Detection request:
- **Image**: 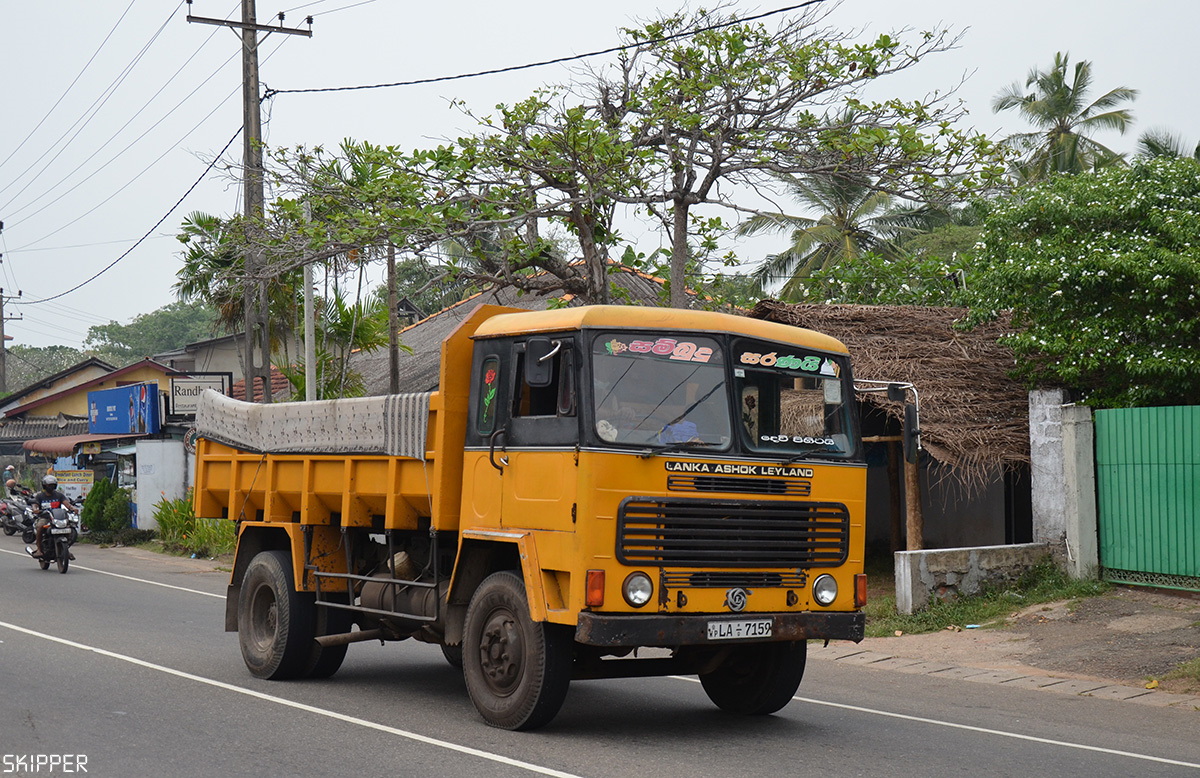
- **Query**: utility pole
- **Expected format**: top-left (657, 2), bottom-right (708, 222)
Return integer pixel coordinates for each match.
top-left (0, 222), bottom-right (19, 394)
top-left (0, 282), bottom-right (21, 396)
top-left (187, 1), bottom-right (311, 402)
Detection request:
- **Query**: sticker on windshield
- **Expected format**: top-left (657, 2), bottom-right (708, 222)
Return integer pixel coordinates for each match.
top-left (761, 435), bottom-right (837, 447)
top-left (738, 351), bottom-right (840, 377)
top-left (605, 337), bottom-right (715, 363)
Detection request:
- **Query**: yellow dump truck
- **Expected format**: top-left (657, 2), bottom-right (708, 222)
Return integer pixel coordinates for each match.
top-left (194, 304), bottom-right (867, 730)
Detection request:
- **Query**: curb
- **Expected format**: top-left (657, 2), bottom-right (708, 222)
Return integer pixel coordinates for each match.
top-left (809, 644), bottom-right (1200, 710)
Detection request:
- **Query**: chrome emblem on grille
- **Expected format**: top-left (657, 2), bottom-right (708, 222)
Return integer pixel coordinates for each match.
top-left (724, 587), bottom-right (749, 612)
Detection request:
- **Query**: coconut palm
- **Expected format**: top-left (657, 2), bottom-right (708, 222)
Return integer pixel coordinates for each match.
top-left (738, 172), bottom-right (938, 300)
top-left (1136, 129), bottom-right (1200, 159)
top-left (992, 52), bottom-right (1137, 179)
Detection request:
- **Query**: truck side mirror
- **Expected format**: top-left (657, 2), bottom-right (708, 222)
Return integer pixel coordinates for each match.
top-left (524, 337), bottom-right (560, 388)
top-left (886, 383), bottom-right (908, 402)
top-left (903, 402), bottom-right (921, 464)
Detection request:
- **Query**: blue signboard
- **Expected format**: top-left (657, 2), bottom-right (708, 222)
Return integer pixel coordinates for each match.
top-left (88, 384), bottom-right (160, 435)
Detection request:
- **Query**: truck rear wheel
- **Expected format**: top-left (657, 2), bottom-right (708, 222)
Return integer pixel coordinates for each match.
top-left (303, 594), bottom-right (351, 679)
top-left (239, 550), bottom-right (315, 680)
top-left (463, 570), bottom-right (572, 730)
top-left (699, 640), bottom-right (807, 715)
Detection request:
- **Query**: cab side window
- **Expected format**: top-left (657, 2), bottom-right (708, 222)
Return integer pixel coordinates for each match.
top-left (510, 338), bottom-right (578, 446)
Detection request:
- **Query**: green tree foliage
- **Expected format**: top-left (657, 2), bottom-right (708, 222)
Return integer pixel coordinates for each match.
top-left (253, 9), bottom-right (999, 310)
top-left (738, 171), bottom-right (943, 299)
top-left (2, 345), bottom-right (90, 395)
top-left (970, 158), bottom-right (1200, 407)
top-left (80, 478), bottom-right (132, 534)
top-left (279, 285), bottom-right (400, 399)
top-left (84, 302), bottom-right (222, 361)
top-left (992, 52), bottom-right (1137, 180)
top-left (784, 250), bottom-right (970, 306)
top-left (1137, 129), bottom-right (1200, 160)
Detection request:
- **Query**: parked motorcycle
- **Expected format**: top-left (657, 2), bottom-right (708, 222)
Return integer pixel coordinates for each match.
top-left (25, 507), bottom-right (79, 574)
top-left (1, 496), bottom-right (35, 537)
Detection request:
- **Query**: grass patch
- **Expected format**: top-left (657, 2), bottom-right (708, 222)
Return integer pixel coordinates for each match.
top-left (153, 492), bottom-right (236, 558)
top-left (1159, 657), bottom-right (1200, 694)
top-left (864, 556), bottom-right (1111, 638)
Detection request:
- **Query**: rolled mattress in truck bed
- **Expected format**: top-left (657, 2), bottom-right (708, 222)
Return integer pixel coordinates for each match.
top-left (194, 389), bottom-right (433, 458)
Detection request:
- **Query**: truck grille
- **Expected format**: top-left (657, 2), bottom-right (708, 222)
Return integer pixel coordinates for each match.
top-left (617, 497), bottom-right (849, 568)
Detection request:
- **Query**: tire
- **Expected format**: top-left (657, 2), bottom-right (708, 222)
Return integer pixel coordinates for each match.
top-left (302, 595), bottom-right (351, 679)
top-left (440, 641), bottom-right (464, 669)
top-left (55, 540), bottom-right (69, 574)
top-left (238, 550), bottom-right (316, 680)
top-left (463, 570), bottom-right (572, 731)
top-left (39, 559), bottom-right (50, 571)
top-left (699, 640), bottom-right (807, 715)
top-left (22, 530), bottom-right (35, 544)
top-left (3, 525), bottom-right (15, 536)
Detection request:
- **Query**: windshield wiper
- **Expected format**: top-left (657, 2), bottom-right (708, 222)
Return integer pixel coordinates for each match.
top-left (638, 442), bottom-right (712, 459)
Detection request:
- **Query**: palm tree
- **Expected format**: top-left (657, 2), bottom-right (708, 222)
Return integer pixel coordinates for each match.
top-left (992, 52), bottom-right (1137, 179)
top-left (738, 172), bottom-right (937, 300)
top-left (1137, 129), bottom-right (1200, 159)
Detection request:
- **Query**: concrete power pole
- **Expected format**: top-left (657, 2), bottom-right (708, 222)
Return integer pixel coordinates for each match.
top-left (186, 1), bottom-right (311, 402)
top-left (0, 285), bottom-right (22, 395)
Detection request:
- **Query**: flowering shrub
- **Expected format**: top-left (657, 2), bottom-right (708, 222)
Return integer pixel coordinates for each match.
top-left (970, 158), bottom-right (1200, 407)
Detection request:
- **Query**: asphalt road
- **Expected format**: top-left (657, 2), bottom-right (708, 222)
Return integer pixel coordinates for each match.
top-left (1, 541), bottom-right (1198, 777)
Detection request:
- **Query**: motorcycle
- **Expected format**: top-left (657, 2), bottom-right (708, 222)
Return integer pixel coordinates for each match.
top-left (25, 507), bottom-right (79, 574)
top-left (1, 496), bottom-right (35, 537)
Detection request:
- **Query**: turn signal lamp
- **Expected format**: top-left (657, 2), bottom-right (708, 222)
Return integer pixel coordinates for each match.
top-left (855, 573), bottom-right (868, 608)
top-left (586, 569), bottom-right (605, 607)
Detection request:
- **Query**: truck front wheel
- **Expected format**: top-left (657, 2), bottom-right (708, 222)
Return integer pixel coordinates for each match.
top-left (463, 570), bottom-right (572, 730)
top-left (699, 640), bottom-right (807, 715)
top-left (239, 550), bottom-right (315, 680)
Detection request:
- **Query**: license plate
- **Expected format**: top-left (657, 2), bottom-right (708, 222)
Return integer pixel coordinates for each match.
top-left (50, 528), bottom-right (71, 535)
top-left (707, 618), bottom-right (772, 640)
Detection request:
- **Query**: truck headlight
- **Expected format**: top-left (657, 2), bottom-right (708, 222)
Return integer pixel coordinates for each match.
top-left (812, 574), bottom-right (838, 606)
top-left (622, 572), bottom-right (653, 607)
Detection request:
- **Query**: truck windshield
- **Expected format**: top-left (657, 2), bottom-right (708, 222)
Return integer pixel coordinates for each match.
top-left (732, 338), bottom-right (855, 459)
top-left (591, 333), bottom-right (732, 449)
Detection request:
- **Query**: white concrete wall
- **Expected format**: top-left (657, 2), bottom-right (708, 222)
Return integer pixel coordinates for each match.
top-left (1029, 389), bottom-right (1067, 547)
top-left (894, 543), bottom-right (1052, 614)
top-left (1028, 389), bottom-right (1099, 578)
top-left (133, 439), bottom-right (189, 531)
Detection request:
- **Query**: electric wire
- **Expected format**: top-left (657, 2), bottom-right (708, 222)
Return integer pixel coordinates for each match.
top-left (12, 125), bottom-right (244, 308)
top-left (0, 0), bottom-right (139, 177)
top-left (265, 0), bottom-right (827, 96)
top-left (3, 25), bottom-right (234, 227)
top-left (8, 31), bottom-right (288, 252)
top-left (0, 3), bottom-right (184, 210)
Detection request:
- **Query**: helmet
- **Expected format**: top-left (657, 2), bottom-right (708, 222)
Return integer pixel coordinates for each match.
top-left (42, 475), bottom-right (57, 489)
top-left (4, 465), bottom-right (13, 471)
top-left (5, 479), bottom-right (14, 489)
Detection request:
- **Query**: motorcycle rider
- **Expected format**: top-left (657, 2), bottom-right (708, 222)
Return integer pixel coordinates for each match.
top-left (30, 475), bottom-right (76, 560)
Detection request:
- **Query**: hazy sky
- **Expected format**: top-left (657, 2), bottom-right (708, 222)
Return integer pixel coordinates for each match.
top-left (2, 0), bottom-right (1197, 350)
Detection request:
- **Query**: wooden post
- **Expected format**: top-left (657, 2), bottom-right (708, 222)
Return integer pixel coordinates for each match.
top-left (904, 455), bottom-right (924, 551)
top-left (887, 440), bottom-right (903, 553)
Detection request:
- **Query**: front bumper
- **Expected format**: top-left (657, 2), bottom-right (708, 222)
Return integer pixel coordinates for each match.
top-left (575, 609), bottom-right (864, 647)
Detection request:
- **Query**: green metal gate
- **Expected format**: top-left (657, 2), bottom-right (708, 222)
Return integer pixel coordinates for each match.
top-left (1094, 406), bottom-right (1200, 592)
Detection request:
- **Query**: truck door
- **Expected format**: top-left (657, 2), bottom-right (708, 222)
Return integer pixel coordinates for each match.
top-left (466, 336), bottom-right (580, 532)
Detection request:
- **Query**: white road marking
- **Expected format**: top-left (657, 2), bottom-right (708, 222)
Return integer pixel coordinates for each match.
top-left (671, 675), bottom-right (1200, 769)
top-left (0, 620), bottom-right (581, 778)
top-left (0, 547), bottom-right (223, 598)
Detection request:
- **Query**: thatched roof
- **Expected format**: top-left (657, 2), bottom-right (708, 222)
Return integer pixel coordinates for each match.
top-left (353, 268), bottom-right (670, 396)
top-left (749, 300), bottom-right (1029, 472)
